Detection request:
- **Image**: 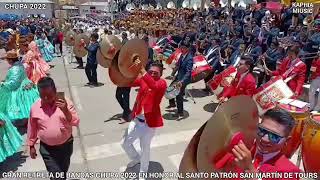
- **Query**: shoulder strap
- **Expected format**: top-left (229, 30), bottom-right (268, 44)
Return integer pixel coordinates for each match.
top-left (283, 59), bottom-right (302, 78)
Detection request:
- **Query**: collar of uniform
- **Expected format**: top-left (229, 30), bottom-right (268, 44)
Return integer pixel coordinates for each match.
top-left (255, 150), bottom-right (281, 165)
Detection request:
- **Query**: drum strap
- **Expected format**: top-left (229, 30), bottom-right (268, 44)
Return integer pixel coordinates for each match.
top-left (283, 59), bottom-right (302, 80)
top-left (205, 46), bottom-right (219, 58)
top-left (236, 71), bottom-right (249, 89)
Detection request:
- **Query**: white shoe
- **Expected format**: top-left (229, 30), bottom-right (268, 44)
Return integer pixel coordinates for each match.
top-left (127, 160), bottom-right (140, 168)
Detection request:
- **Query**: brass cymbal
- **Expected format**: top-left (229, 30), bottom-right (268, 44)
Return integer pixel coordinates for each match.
top-left (97, 47), bottom-right (112, 68)
top-left (108, 54), bottom-right (136, 87)
top-left (100, 35), bottom-right (122, 59)
top-left (197, 95), bottom-right (259, 172)
top-left (118, 39), bottom-right (148, 79)
top-left (65, 30), bottom-right (75, 46)
top-left (73, 33), bottom-right (90, 58)
top-left (179, 122), bottom-right (207, 175)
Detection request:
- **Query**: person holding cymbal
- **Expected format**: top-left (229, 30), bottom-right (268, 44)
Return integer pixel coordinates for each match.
top-left (231, 109), bottom-right (301, 179)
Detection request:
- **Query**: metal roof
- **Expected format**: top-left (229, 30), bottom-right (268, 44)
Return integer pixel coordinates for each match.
top-left (0, 0), bottom-right (54, 3)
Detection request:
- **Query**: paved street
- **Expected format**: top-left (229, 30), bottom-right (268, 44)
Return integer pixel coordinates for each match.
top-left (0, 48), bottom-right (214, 180)
top-left (0, 48), bottom-right (303, 180)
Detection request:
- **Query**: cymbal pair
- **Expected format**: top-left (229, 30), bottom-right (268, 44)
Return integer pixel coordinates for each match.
top-left (98, 35), bottom-right (149, 87)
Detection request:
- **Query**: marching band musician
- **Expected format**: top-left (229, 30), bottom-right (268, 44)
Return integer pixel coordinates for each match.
top-left (231, 109), bottom-right (301, 179)
top-left (75, 29), bottom-right (84, 69)
top-left (248, 38), bottom-right (263, 63)
top-left (229, 41), bottom-right (246, 66)
top-left (266, 46), bottom-right (306, 99)
top-left (281, 5), bottom-right (293, 35)
top-left (251, 20), bottom-right (261, 38)
top-left (122, 63), bottom-right (167, 178)
top-left (258, 41), bottom-right (283, 86)
top-left (167, 39), bottom-right (193, 118)
top-left (204, 37), bottom-right (221, 71)
top-left (309, 57), bottom-right (320, 113)
top-left (83, 33), bottom-right (100, 87)
top-left (303, 30), bottom-right (320, 82)
top-left (218, 56), bottom-right (256, 103)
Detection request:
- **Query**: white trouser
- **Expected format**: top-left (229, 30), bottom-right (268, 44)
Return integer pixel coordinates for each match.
top-left (121, 117), bottom-right (156, 173)
top-left (309, 77), bottom-right (320, 111)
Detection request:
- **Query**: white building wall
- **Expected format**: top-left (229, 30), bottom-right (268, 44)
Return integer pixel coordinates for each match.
top-left (0, 2), bottom-right (54, 18)
top-left (79, 4), bottom-right (110, 16)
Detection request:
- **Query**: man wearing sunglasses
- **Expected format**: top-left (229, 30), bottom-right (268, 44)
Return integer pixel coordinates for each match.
top-left (219, 56), bottom-right (256, 103)
top-left (121, 63), bottom-right (167, 179)
top-left (231, 109), bottom-right (301, 179)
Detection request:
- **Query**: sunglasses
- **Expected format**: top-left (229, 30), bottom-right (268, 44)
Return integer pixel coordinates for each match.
top-left (257, 125), bottom-right (285, 144)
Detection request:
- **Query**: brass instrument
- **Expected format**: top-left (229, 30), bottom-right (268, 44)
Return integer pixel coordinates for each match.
top-left (244, 15), bottom-right (252, 24)
top-left (244, 44), bottom-right (253, 55)
top-left (303, 15), bottom-right (314, 30)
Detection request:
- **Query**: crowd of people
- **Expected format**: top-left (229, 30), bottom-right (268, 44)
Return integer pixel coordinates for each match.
top-left (0, 1), bottom-right (319, 180)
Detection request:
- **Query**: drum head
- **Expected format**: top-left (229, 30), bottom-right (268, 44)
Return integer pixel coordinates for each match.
top-left (278, 103), bottom-right (308, 114)
top-left (165, 84), bottom-right (180, 99)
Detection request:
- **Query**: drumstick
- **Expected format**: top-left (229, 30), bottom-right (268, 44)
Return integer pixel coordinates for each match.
top-left (262, 58), bottom-right (271, 73)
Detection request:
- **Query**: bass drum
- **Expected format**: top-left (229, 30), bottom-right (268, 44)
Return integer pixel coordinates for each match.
top-left (302, 114), bottom-right (320, 173)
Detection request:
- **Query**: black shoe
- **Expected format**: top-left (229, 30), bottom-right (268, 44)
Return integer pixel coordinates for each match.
top-left (76, 66), bottom-right (84, 69)
top-left (178, 112), bottom-right (184, 117)
top-left (92, 83), bottom-right (99, 87)
top-left (85, 82), bottom-right (93, 86)
top-left (166, 104), bottom-right (176, 109)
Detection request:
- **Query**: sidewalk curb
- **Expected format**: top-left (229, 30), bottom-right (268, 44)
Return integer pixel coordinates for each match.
top-left (62, 54), bottom-right (90, 178)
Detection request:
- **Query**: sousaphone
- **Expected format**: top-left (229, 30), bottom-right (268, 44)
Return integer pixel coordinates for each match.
top-left (126, 3), bottom-right (135, 12)
top-left (191, 0), bottom-right (201, 10)
top-left (220, 0), bottom-right (228, 7)
top-left (182, 0), bottom-right (190, 8)
top-left (73, 33), bottom-right (90, 58)
top-left (167, 1), bottom-right (176, 9)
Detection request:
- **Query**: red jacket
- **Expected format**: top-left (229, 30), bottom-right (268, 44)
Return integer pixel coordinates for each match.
top-left (220, 72), bottom-right (256, 98)
top-left (222, 145), bottom-right (301, 180)
top-left (311, 58), bottom-right (320, 80)
top-left (130, 73), bottom-right (167, 128)
top-left (272, 57), bottom-right (306, 95)
top-left (58, 32), bottom-right (64, 42)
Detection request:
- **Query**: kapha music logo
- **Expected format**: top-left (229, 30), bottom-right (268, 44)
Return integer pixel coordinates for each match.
top-left (292, 2), bottom-right (314, 14)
